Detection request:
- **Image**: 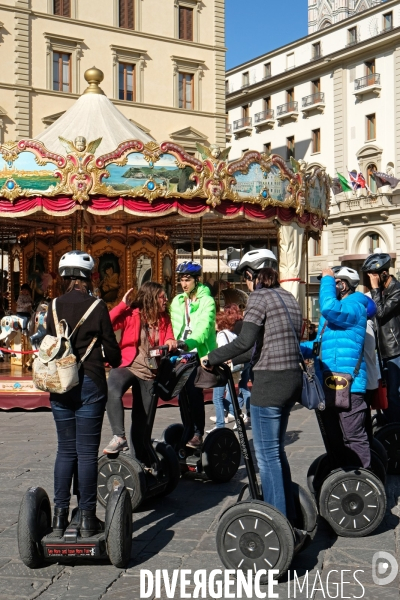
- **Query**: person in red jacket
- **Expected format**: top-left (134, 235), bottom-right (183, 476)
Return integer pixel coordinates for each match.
top-left (103, 281), bottom-right (177, 455)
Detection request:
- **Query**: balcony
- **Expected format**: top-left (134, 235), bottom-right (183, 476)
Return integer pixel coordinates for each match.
top-left (353, 73), bottom-right (381, 99)
top-left (226, 123), bottom-right (232, 141)
top-left (276, 101), bottom-right (299, 123)
top-left (302, 92), bottom-right (325, 116)
top-left (233, 117), bottom-right (252, 138)
top-left (254, 109), bottom-right (275, 131)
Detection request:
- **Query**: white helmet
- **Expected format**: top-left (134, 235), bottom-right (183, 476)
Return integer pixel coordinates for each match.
top-left (59, 251), bottom-right (95, 279)
top-left (332, 266), bottom-right (360, 289)
top-left (236, 248), bottom-right (278, 277)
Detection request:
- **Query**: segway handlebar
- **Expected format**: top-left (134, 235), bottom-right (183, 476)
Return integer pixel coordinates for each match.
top-left (149, 340), bottom-right (188, 358)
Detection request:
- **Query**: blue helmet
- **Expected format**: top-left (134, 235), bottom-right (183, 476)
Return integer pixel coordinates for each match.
top-left (176, 261), bottom-right (202, 277)
top-left (366, 296), bottom-right (377, 319)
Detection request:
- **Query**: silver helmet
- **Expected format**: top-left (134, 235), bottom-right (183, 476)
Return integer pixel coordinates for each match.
top-left (58, 251), bottom-right (95, 279)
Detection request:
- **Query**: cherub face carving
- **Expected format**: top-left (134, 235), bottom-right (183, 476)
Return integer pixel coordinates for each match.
top-left (210, 145), bottom-right (221, 159)
top-left (74, 137), bottom-right (87, 152)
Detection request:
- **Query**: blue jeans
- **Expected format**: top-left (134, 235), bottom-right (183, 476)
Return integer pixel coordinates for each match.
top-left (212, 384), bottom-right (244, 428)
top-left (50, 375), bottom-right (106, 511)
top-left (251, 403), bottom-right (296, 521)
top-left (383, 355), bottom-right (400, 423)
top-left (239, 363), bottom-right (254, 415)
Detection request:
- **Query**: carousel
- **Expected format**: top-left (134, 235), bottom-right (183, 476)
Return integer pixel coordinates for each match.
top-left (0, 67), bottom-right (330, 409)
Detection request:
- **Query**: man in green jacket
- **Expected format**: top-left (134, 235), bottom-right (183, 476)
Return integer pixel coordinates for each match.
top-left (170, 261), bottom-right (217, 448)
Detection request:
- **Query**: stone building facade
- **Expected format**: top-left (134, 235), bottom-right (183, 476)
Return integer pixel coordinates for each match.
top-left (226, 0), bottom-right (400, 321)
top-left (0, 0), bottom-right (226, 150)
top-left (308, 0), bottom-right (384, 33)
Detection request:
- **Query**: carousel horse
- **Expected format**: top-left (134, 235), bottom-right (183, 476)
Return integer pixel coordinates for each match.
top-left (0, 301), bottom-right (49, 368)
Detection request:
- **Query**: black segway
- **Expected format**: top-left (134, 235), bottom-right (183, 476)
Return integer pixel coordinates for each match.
top-left (18, 481), bottom-right (132, 569)
top-left (211, 363), bottom-right (317, 581)
top-left (162, 361), bottom-right (241, 483)
top-left (97, 345), bottom-right (194, 511)
top-left (307, 408), bottom-right (386, 537)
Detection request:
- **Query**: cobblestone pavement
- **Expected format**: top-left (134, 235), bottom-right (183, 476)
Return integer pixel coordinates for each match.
top-left (1, 403), bottom-right (399, 600)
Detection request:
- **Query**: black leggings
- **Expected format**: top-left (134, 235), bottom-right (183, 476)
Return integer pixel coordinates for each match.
top-left (106, 368), bottom-right (155, 462)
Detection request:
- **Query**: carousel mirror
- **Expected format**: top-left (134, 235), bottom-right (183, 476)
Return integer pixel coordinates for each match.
top-left (136, 254), bottom-right (152, 289)
top-left (162, 255), bottom-right (172, 299)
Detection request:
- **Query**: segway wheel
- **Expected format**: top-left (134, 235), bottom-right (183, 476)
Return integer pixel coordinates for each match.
top-left (17, 487), bottom-right (51, 568)
top-left (106, 487), bottom-right (133, 569)
top-left (216, 500), bottom-right (294, 581)
top-left (98, 454), bottom-right (147, 511)
top-left (371, 438), bottom-right (388, 472)
top-left (374, 423), bottom-right (400, 474)
top-left (319, 468), bottom-right (386, 537)
top-left (154, 441), bottom-right (181, 496)
top-left (307, 454), bottom-right (331, 497)
top-left (162, 423), bottom-right (184, 452)
top-left (291, 482), bottom-right (318, 542)
top-left (202, 429), bottom-right (241, 483)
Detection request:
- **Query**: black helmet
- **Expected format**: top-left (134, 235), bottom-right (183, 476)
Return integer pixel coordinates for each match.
top-left (361, 253), bottom-right (391, 273)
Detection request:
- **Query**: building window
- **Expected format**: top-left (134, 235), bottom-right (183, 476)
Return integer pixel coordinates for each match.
top-left (286, 53), bottom-right (295, 70)
top-left (287, 88), bottom-right (294, 103)
top-left (365, 59), bottom-right (375, 84)
top-left (242, 104), bottom-right (249, 119)
top-left (314, 237), bottom-right (322, 256)
top-left (118, 63), bottom-right (135, 101)
top-left (264, 96), bottom-right (271, 111)
top-left (367, 164), bottom-right (378, 193)
top-left (348, 26), bottom-right (358, 46)
top-left (368, 233), bottom-right (380, 254)
top-left (312, 128), bottom-right (321, 153)
top-left (179, 6), bottom-right (193, 40)
top-left (312, 78), bottom-right (320, 94)
top-left (119, 0), bottom-right (135, 30)
top-left (286, 136), bottom-right (295, 160)
top-left (366, 113), bottom-right (376, 140)
top-left (54, 0), bottom-right (70, 17)
top-left (225, 80), bottom-right (230, 94)
top-left (242, 71), bottom-right (249, 88)
top-left (264, 62), bottom-right (271, 79)
top-left (53, 52), bottom-right (71, 92)
top-left (179, 72), bottom-right (194, 109)
top-left (312, 42), bottom-right (321, 59)
top-left (264, 142), bottom-right (271, 155)
top-left (383, 12), bottom-right (393, 31)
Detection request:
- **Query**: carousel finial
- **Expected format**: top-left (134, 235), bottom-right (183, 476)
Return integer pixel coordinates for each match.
top-left (83, 67), bottom-right (105, 95)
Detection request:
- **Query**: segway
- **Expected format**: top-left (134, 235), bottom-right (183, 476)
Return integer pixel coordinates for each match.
top-left (162, 362), bottom-right (241, 483)
top-left (209, 363), bottom-right (317, 581)
top-left (97, 345), bottom-right (194, 510)
top-left (17, 481), bottom-right (132, 569)
top-left (307, 408), bottom-right (386, 537)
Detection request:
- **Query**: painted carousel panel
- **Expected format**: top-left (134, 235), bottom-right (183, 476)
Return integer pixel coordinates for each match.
top-left (104, 152), bottom-right (196, 195)
top-left (232, 163), bottom-right (289, 201)
top-left (0, 152), bottom-right (59, 194)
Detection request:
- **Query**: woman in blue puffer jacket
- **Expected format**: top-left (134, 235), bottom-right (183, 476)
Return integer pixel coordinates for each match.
top-left (301, 267), bottom-right (371, 469)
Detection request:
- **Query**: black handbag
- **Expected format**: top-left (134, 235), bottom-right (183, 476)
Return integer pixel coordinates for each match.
top-left (193, 365), bottom-right (228, 389)
top-left (269, 289), bottom-right (326, 411)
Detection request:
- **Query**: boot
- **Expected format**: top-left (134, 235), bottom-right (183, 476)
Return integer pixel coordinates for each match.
top-left (52, 507), bottom-right (69, 537)
top-left (69, 507), bottom-right (81, 529)
top-left (80, 509), bottom-right (105, 538)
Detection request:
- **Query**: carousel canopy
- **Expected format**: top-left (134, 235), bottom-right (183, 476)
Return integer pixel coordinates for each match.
top-left (35, 67), bottom-right (152, 156)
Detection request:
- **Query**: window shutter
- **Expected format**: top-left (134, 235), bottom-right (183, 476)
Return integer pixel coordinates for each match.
top-left (119, 0), bottom-right (134, 29)
top-left (54, 0), bottom-right (61, 15)
top-left (127, 0), bottom-right (134, 29)
top-left (179, 7), bottom-right (193, 40)
top-left (62, 0), bottom-right (70, 17)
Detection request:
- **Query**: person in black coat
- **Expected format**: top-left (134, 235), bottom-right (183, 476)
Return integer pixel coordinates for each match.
top-left (46, 251), bottom-right (121, 537)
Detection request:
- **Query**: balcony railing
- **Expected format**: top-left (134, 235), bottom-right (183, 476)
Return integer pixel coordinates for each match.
top-left (277, 101), bottom-right (298, 116)
top-left (354, 73), bottom-right (381, 90)
top-left (302, 92), bottom-right (325, 107)
top-left (254, 109), bottom-right (275, 123)
top-left (233, 117), bottom-right (252, 130)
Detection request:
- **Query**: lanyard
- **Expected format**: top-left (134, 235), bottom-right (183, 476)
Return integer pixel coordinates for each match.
top-left (185, 298), bottom-right (191, 328)
top-left (144, 323), bottom-right (158, 348)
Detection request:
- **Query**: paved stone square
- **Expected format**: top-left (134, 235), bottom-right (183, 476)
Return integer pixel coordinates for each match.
top-left (0, 403), bottom-right (399, 600)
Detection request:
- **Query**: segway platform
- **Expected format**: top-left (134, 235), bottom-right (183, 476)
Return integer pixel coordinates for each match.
top-left (42, 530), bottom-right (105, 559)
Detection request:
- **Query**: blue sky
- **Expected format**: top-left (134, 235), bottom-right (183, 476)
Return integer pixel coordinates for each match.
top-left (226, 0), bottom-right (308, 70)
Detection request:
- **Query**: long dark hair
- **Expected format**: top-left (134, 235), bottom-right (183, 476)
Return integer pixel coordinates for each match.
top-left (62, 278), bottom-right (93, 294)
top-left (131, 281), bottom-right (166, 325)
top-left (257, 268), bottom-right (280, 289)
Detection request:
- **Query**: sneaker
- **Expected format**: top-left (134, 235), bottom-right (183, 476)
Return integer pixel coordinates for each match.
top-left (206, 426), bottom-right (225, 434)
top-left (186, 435), bottom-right (203, 449)
top-left (209, 414), bottom-right (235, 424)
top-left (293, 528), bottom-right (307, 555)
top-left (103, 435), bottom-right (128, 454)
top-left (233, 414), bottom-right (249, 430)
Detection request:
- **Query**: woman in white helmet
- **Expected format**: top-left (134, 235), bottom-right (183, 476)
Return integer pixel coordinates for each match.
top-left (46, 251), bottom-right (121, 539)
